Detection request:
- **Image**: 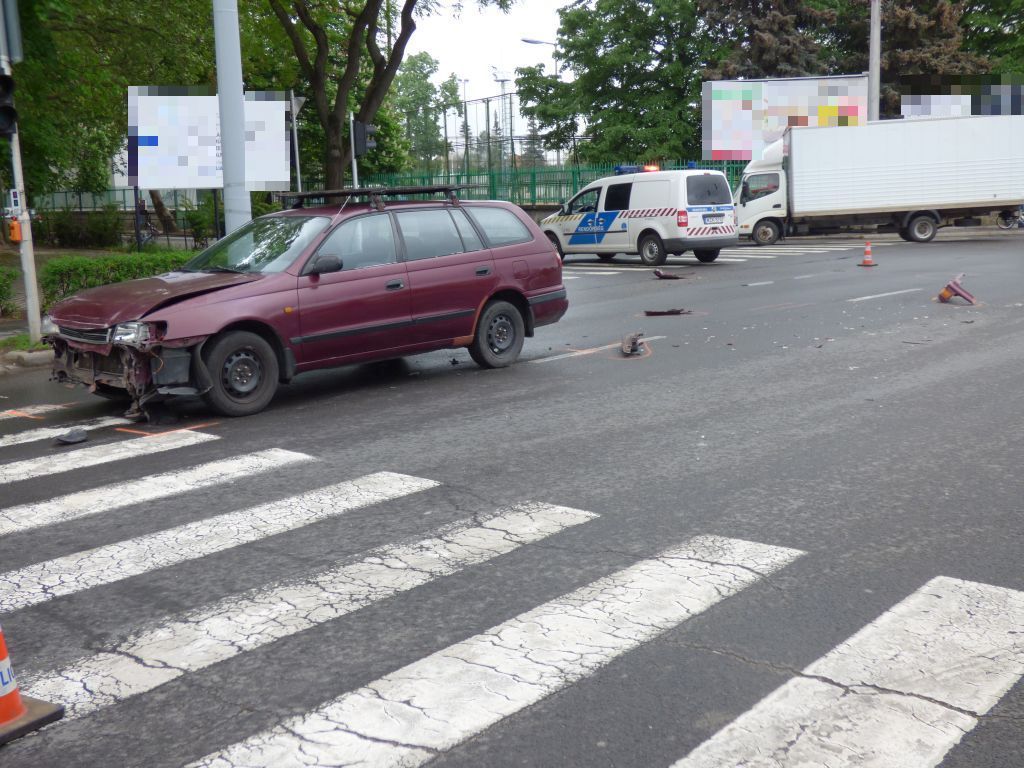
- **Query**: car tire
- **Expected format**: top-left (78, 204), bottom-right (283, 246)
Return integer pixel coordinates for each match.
top-left (545, 232), bottom-right (565, 261)
top-left (906, 214), bottom-right (937, 243)
top-left (469, 300), bottom-right (525, 369)
top-left (694, 249), bottom-right (720, 263)
top-left (752, 220), bottom-right (781, 246)
top-left (598, 253), bottom-right (616, 261)
top-left (202, 331), bottom-right (279, 417)
top-left (638, 233), bottom-right (668, 266)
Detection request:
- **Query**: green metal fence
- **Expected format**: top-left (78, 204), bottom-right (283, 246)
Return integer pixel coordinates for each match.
top-left (361, 161), bottom-right (747, 207)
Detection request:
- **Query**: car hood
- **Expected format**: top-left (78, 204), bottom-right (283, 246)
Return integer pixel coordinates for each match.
top-left (50, 271), bottom-right (263, 328)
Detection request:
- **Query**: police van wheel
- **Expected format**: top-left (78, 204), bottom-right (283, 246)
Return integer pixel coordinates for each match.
top-left (694, 249), bottom-right (720, 263)
top-left (545, 233), bottom-right (565, 261)
top-left (598, 253), bottom-right (616, 261)
top-left (752, 221), bottom-right (781, 246)
top-left (638, 234), bottom-right (668, 266)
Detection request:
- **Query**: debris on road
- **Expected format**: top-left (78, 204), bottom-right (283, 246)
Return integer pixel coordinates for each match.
top-left (621, 332), bottom-right (646, 356)
top-left (644, 308), bottom-right (693, 316)
top-left (55, 428), bottom-right (88, 445)
top-left (653, 269), bottom-right (688, 280)
top-left (937, 274), bottom-right (976, 305)
top-left (902, 340), bottom-right (932, 345)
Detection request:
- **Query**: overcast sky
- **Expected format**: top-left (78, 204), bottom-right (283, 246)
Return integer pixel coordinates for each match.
top-left (406, 0), bottom-right (566, 102)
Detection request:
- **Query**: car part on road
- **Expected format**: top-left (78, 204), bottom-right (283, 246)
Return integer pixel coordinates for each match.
top-left (652, 268), bottom-right (687, 280)
top-left (638, 233), bottom-right (668, 266)
top-left (752, 220), bottom-right (781, 246)
top-left (621, 332), bottom-right (646, 355)
top-left (937, 274), bottom-right (976, 305)
top-left (694, 249), bottom-right (720, 263)
top-left (55, 428), bottom-right (88, 445)
top-left (469, 301), bottom-right (525, 368)
top-left (644, 309), bottom-right (693, 316)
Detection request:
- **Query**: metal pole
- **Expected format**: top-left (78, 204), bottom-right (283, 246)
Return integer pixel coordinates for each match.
top-left (212, 189), bottom-right (220, 239)
top-left (461, 79), bottom-right (470, 178)
top-left (868, 0), bottom-right (881, 122)
top-left (213, 0), bottom-right (251, 234)
top-left (132, 186), bottom-right (143, 251)
top-left (0, 43), bottom-right (40, 339)
top-left (443, 110), bottom-right (450, 182)
top-left (350, 110), bottom-right (359, 187)
top-left (290, 89), bottom-right (303, 193)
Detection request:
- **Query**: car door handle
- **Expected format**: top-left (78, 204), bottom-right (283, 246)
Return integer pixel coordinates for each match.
top-left (475, 266), bottom-right (491, 276)
top-left (385, 279), bottom-right (404, 290)
top-left (772, 203), bottom-right (782, 209)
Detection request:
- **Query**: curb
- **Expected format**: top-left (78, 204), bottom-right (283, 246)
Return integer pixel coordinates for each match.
top-left (0, 349), bottom-right (52, 376)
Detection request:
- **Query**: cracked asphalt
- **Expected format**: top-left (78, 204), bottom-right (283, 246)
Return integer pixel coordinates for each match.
top-left (0, 234), bottom-right (1021, 767)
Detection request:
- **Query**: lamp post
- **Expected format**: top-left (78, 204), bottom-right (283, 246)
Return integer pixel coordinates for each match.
top-left (521, 37), bottom-right (562, 168)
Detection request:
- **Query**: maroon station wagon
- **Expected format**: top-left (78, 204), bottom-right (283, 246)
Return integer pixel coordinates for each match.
top-left (45, 186), bottom-right (568, 418)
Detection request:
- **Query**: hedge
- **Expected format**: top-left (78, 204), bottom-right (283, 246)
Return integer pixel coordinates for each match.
top-left (40, 251), bottom-right (192, 309)
top-left (0, 265), bottom-right (17, 316)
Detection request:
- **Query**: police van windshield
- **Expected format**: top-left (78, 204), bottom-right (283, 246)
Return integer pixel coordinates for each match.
top-left (686, 175), bottom-right (732, 206)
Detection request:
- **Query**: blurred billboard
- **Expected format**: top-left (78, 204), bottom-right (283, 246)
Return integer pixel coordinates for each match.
top-left (702, 74), bottom-right (868, 161)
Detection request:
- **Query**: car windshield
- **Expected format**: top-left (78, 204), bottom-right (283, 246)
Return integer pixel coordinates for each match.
top-left (182, 216), bottom-right (330, 274)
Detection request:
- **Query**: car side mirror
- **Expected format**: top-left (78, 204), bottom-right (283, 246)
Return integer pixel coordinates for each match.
top-left (310, 254), bottom-right (342, 275)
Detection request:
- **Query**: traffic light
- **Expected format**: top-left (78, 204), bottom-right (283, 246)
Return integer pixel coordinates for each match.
top-left (0, 75), bottom-right (16, 138)
top-left (353, 120), bottom-right (377, 158)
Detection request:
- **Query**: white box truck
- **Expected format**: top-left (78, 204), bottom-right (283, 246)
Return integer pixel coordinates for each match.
top-left (735, 114), bottom-right (1024, 245)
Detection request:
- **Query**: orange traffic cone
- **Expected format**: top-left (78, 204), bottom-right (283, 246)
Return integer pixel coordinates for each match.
top-left (0, 623), bottom-right (64, 746)
top-left (937, 274), bottom-right (976, 305)
top-left (858, 241), bottom-right (876, 267)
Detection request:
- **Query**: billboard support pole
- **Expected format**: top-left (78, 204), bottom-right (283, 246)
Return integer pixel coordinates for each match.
top-left (213, 0), bottom-right (251, 234)
top-left (868, 0), bottom-right (881, 121)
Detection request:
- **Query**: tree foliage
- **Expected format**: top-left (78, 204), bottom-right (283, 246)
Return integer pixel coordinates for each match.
top-left (392, 51), bottom-right (461, 172)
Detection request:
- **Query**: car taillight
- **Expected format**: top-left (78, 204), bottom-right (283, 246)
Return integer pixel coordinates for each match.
top-left (677, 210), bottom-right (689, 227)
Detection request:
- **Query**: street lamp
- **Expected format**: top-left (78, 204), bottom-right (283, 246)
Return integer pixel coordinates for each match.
top-left (520, 38), bottom-right (558, 77)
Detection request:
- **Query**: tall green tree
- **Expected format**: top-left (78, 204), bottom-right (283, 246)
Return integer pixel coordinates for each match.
top-left (517, 0), bottom-right (716, 163)
top-left (268, 0), bottom-right (514, 188)
top-left (392, 51), bottom-right (461, 171)
top-left (961, 0), bottom-right (1024, 72)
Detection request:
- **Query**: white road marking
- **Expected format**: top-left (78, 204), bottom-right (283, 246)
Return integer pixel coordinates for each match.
top-left (743, 281), bottom-right (774, 287)
top-left (715, 258), bottom-right (748, 263)
top-left (847, 288), bottom-right (923, 303)
top-left (531, 336), bottom-right (667, 364)
top-left (0, 471), bottom-right (438, 612)
top-left (0, 429), bottom-right (218, 486)
top-left (0, 404), bottom-right (69, 421)
top-left (794, 273), bottom-right (823, 280)
top-left (673, 576), bottom-right (1024, 768)
top-left (189, 536), bottom-right (803, 768)
top-left (0, 416), bottom-right (130, 449)
top-left (24, 502), bottom-right (597, 720)
top-left (720, 253), bottom-right (778, 259)
top-left (0, 448), bottom-right (312, 536)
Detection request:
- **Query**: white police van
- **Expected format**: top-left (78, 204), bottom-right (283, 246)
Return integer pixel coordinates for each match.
top-left (541, 167), bottom-right (738, 265)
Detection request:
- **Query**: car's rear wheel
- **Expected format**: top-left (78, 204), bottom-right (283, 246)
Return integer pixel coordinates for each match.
top-left (469, 300), bottom-right (525, 369)
top-left (545, 232), bottom-right (565, 261)
top-left (202, 331), bottom-right (279, 417)
top-left (694, 249), bottom-right (720, 263)
top-left (638, 233), bottom-right (667, 266)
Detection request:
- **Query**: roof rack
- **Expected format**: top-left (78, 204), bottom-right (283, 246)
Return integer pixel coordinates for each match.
top-left (279, 184), bottom-right (473, 210)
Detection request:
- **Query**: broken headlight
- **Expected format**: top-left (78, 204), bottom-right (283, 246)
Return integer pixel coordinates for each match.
top-left (111, 321), bottom-right (156, 345)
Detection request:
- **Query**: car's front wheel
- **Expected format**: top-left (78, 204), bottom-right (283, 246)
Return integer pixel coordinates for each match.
top-left (202, 330), bottom-right (279, 417)
top-left (469, 301), bottom-right (525, 369)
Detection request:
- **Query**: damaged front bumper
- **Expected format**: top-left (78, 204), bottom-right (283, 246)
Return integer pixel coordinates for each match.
top-left (48, 332), bottom-right (213, 409)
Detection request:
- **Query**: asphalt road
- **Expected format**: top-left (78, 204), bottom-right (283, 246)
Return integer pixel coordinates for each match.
top-left (1, 233), bottom-right (1022, 768)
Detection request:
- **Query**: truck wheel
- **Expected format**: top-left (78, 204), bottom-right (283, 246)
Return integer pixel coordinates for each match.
top-left (638, 233), bottom-right (668, 266)
top-left (907, 215), bottom-right (937, 243)
top-left (752, 220), bottom-right (780, 246)
top-left (202, 331), bottom-right (279, 417)
top-left (545, 232), bottom-right (565, 261)
top-left (898, 227), bottom-right (913, 242)
top-left (694, 249), bottom-right (720, 263)
top-left (469, 300), bottom-right (525, 369)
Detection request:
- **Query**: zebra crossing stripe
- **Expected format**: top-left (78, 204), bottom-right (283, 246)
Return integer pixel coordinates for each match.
top-left (188, 536), bottom-right (804, 768)
top-left (0, 429), bottom-right (219, 486)
top-left (672, 576), bottom-right (1024, 768)
top-left (0, 471), bottom-right (438, 613)
top-left (0, 415), bottom-right (130, 449)
top-left (0, 404), bottom-right (69, 421)
top-left (0, 448), bottom-right (312, 537)
top-left (23, 502), bottom-right (598, 720)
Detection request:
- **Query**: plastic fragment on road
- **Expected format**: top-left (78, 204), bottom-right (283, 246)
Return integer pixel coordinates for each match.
top-left (653, 269), bottom-right (687, 280)
top-left (644, 309), bottom-right (693, 317)
top-left (55, 428), bottom-right (88, 445)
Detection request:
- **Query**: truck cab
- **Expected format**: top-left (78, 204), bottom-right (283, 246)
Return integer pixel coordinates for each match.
top-left (735, 140), bottom-right (788, 246)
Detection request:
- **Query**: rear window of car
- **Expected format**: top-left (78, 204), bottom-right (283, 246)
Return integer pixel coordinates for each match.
top-left (466, 206), bottom-right (532, 246)
top-left (685, 175), bottom-right (732, 206)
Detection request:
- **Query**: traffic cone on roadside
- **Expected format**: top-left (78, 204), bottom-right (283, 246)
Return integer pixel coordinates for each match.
top-left (937, 274), bottom-right (976, 305)
top-left (858, 241), bottom-right (876, 267)
top-left (0, 624), bottom-right (64, 746)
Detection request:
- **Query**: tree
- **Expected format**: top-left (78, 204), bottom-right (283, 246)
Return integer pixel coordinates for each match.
top-left (392, 51), bottom-right (461, 171)
top-left (961, 0), bottom-right (1024, 73)
top-left (517, 0), bottom-right (719, 163)
top-left (520, 117), bottom-right (546, 169)
top-left (267, 0), bottom-right (514, 189)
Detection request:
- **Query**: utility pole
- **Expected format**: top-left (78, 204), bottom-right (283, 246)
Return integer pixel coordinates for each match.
top-left (212, 0), bottom-right (251, 234)
top-left (868, 0), bottom-right (881, 122)
top-left (0, 3), bottom-right (40, 342)
top-left (461, 79), bottom-right (470, 178)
